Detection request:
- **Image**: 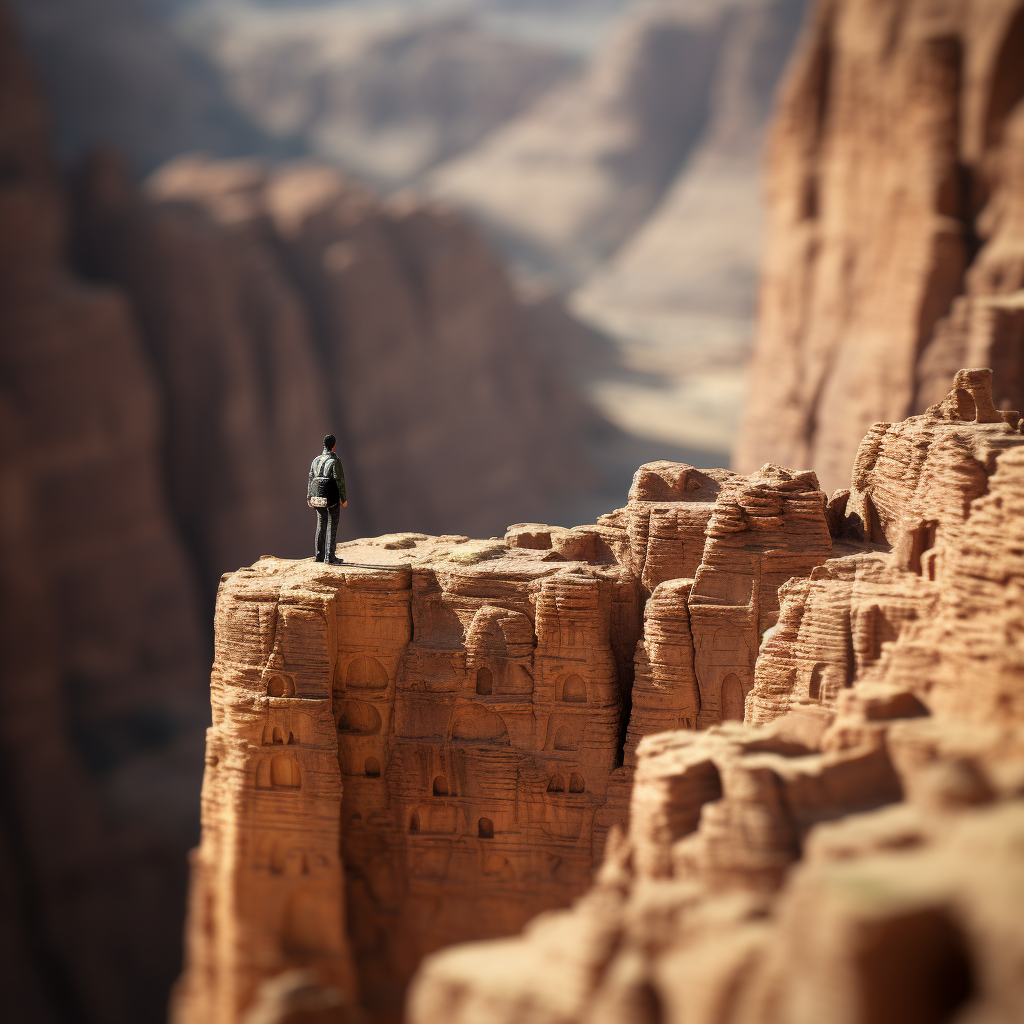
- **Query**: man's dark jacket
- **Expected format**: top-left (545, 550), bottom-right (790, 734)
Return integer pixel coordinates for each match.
top-left (308, 448), bottom-right (346, 506)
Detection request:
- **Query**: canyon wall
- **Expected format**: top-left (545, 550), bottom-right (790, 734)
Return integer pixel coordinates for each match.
top-left (408, 371), bottom-right (1024, 1024)
top-left (0, 7), bottom-right (209, 1022)
top-left (431, 0), bottom-right (806, 288)
top-left (734, 0), bottom-right (1024, 494)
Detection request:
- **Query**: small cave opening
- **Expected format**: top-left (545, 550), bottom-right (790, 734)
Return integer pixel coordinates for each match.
top-left (855, 906), bottom-right (975, 1024)
top-left (476, 667), bottom-right (493, 695)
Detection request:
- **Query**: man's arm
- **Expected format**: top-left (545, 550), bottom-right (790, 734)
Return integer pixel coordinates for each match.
top-left (333, 458), bottom-right (347, 505)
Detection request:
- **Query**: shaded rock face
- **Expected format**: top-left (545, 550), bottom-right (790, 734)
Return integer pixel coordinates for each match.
top-left (0, 6), bottom-right (209, 1023)
top-left (408, 370), bottom-right (1024, 1024)
top-left (735, 0), bottom-right (1024, 494)
top-left (6, 0), bottom-right (272, 172)
top-left (71, 152), bottom-right (604, 602)
top-left (175, 454), bottom-right (838, 1021)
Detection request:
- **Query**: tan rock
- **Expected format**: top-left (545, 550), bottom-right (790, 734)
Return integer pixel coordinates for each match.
top-left (408, 376), bottom-right (1024, 1024)
top-left (428, 0), bottom-right (731, 281)
top-left (177, 439), bottom-right (846, 1021)
top-left (734, 0), bottom-right (1024, 495)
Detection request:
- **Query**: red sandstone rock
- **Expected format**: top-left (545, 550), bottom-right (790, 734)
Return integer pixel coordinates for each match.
top-left (734, 0), bottom-right (1024, 494)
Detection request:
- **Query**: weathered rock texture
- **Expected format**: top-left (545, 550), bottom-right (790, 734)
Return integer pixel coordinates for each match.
top-left (408, 369), bottom-right (1024, 1024)
top-left (0, 6), bottom-right (210, 1022)
top-left (176, 453), bottom-right (841, 1021)
top-left (735, 0), bottom-right (1024, 494)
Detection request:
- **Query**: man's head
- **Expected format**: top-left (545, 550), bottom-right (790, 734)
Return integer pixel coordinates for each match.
top-left (323, 434), bottom-right (336, 452)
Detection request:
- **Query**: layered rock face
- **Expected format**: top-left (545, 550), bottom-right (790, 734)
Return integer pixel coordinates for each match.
top-left (0, 6), bottom-right (209, 1022)
top-left (176, 457), bottom-right (840, 1021)
top-left (735, 0), bottom-right (1024, 494)
top-left (409, 369), bottom-right (1024, 1024)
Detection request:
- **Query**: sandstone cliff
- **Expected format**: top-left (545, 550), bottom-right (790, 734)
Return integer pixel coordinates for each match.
top-left (428, 0), bottom-right (733, 282)
top-left (408, 368), bottom-right (1024, 1024)
top-left (176, 439), bottom-right (845, 1021)
top-left (734, 0), bottom-right (1024, 494)
top-left (0, 7), bottom-right (210, 1022)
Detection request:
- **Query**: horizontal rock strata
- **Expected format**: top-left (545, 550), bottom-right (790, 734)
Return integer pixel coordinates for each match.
top-left (178, 454), bottom-right (843, 1021)
top-left (408, 369), bottom-right (1024, 1024)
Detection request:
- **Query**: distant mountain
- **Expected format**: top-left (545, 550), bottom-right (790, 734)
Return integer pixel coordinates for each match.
top-left (6, 0), bottom-right (277, 172)
top-left (174, 3), bottom-right (578, 188)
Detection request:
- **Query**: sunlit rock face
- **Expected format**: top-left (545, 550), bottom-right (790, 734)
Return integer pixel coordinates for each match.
top-left (407, 368), bottom-right (1024, 1024)
top-left (735, 0), bottom-right (1024, 495)
top-left (174, 455), bottom-right (842, 1021)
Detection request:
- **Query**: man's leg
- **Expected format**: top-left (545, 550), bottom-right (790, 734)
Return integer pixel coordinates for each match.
top-left (326, 504), bottom-right (341, 564)
top-left (314, 507), bottom-right (328, 561)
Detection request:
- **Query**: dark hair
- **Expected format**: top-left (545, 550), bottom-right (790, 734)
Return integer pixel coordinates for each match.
top-left (323, 434), bottom-right (336, 450)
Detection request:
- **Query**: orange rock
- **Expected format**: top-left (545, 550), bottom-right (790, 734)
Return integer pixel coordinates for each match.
top-left (177, 446), bottom-right (843, 1021)
top-left (734, 0), bottom-right (1024, 495)
top-left (409, 373), bottom-right (1024, 1024)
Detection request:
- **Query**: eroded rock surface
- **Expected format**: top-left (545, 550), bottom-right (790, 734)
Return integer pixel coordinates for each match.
top-left (735, 0), bottom-right (1024, 494)
top-left (408, 370), bottom-right (1024, 1024)
top-left (176, 454), bottom-right (840, 1021)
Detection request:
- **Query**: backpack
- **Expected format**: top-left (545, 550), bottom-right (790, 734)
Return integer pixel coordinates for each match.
top-left (307, 453), bottom-right (340, 508)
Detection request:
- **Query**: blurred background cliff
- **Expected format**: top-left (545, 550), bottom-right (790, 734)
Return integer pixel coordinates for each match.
top-left (4, 0), bottom-right (1023, 1021)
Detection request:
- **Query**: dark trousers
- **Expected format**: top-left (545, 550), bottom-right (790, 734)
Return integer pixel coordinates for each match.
top-left (314, 504), bottom-right (340, 563)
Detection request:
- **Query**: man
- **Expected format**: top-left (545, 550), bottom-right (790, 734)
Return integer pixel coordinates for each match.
top-left (307, 434), bottom-right (347, 565)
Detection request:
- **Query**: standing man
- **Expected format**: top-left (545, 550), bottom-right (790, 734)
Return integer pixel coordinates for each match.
top-left (307, 434), bottom-right (347, 565)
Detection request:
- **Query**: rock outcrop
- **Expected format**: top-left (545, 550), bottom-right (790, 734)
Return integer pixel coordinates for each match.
top-left (176, 445), bottom-right (841, 1020)
top-left (407, 368), bottom-right (1024, 1024)
top-left (735, 0), bottom-right (1024, 494)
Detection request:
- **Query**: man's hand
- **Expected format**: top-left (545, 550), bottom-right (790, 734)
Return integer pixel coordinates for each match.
top-left (342, 500), bottom-right (348, 507)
